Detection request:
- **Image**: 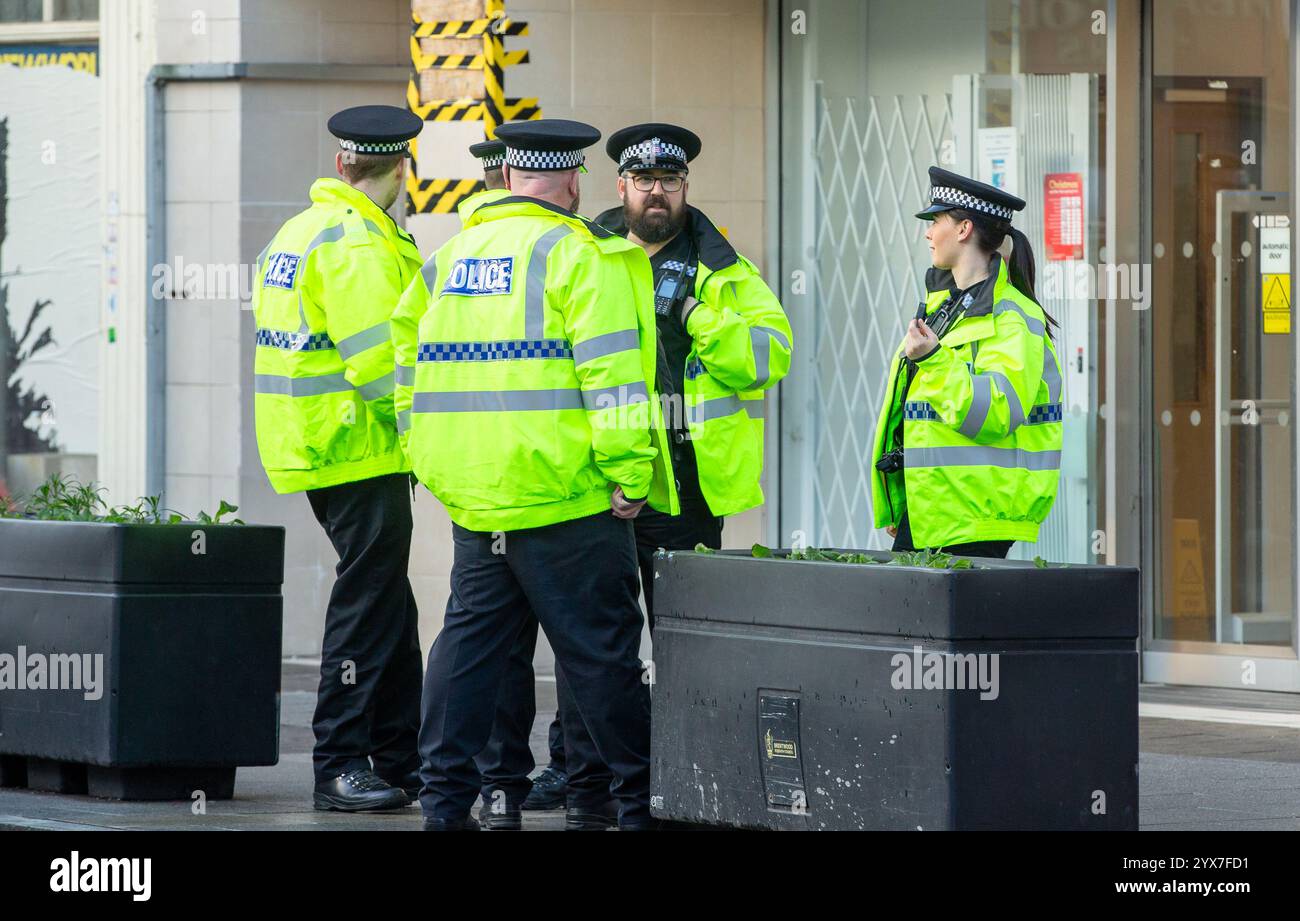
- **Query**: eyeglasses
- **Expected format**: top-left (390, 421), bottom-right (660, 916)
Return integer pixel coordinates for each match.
top-left (628, 174), bottom-right (686, 193)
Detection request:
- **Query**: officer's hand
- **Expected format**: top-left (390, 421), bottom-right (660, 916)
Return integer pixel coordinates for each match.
top-left (610, 486), bottom-right (647, 520)
top-left (904, 318), bottom-right (940, 361)
top-left (886, 525), bottom-right (898, 538)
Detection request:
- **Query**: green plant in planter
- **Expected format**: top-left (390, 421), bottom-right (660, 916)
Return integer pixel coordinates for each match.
top-left (0, 473), bottom-right (244, 524)
top-left (738, 543), bottom-right (980, 569)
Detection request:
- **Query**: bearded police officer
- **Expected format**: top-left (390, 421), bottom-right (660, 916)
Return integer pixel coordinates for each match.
top-left (252, 105), bottom-right (425, 812)
top-left (391, 119), bottom-right (678, 831)
top-left (460, 136), bottom-right (573, 826)
top-left (596, 123), bottom-right (792, 625)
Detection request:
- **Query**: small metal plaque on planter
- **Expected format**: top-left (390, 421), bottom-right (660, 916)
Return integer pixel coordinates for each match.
top-left (758, 691), bottom-right (806, 812)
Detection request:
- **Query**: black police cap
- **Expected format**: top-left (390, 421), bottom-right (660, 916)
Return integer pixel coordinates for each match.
top-left (469, 139), bottom-right (506, 169)
top-left (916, 166), bottom-right (1026, 222)
top-left (494, 119), bottom-right (601, 171)
top-left (606, 123), bottom-right (702, 173)
top-left (327, 105), bottom-right (423, 157)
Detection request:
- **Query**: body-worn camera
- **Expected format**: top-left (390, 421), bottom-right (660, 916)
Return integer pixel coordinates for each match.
top-left (875, 447), bottom-right (904, 473)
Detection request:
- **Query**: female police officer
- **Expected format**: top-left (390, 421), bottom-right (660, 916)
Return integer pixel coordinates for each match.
top-left (869, 167), bottom-right (1065, 559)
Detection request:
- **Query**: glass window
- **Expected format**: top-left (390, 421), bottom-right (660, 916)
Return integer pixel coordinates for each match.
top-left (0, 0), bottom-right (42, 23)
top-left (777, 0), bottom-right (1108, 561)
top-left (51, 0), bottom-right (96, 21)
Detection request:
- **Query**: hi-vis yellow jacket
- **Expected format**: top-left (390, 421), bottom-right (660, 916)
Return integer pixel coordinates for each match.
top-left (870, 253), bottom-right (1064, 547)
top-left (391, 194), bottom-right (679, 532)
top-left (594, 206), bottom-right (793, 518)
top-left (252, 178), bottom-right (420, 493)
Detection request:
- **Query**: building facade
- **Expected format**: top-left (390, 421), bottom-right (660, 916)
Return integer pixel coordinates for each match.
top-left (1, 0), bottom-right (1297, 692)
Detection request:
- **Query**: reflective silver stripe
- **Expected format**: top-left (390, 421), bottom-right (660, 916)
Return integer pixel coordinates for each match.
top-left (751, 327), bottom-right (772, 389)
top-left (420, 254), bottom-right (439, 294)
top-left (396, 363), bottom-right (415, 386)
top-left (254, 372), bottom-right (352, 397)
top-left (363, 219), bottom-right (386, 239)
top-left (906, 446), bottom-right (1062, 471)
top-left (412, 389), bottom-right (584, 413)
top-left (992, 299), bottom-right (1046, 338)
top-left (526, 226), bottom-right (573, 339)
top-left (1041, 348), bottom-right (1062, 402)
top-left (690, 395), bottom-right (744, 424)
top-left (304, 224), bottom-right (346, 258)
top-left (754, 325), bottom-right (791, 350)
top-left (987, 370), bottom-right (1026, 432)
top-left (958, 373), bottom-right (993, 438)
top-left (573, 330), bottom-right (640, 366)
top-left (743, 400), bottom-right (765, 420)
top-left (581, 381), bottom-right (650, 411)
top-left (357, 371), bottom-right (396, 402)
top-left (336, 321), bottom-right (392, 361)
top-left (397, 409), bottom-right (411, 433)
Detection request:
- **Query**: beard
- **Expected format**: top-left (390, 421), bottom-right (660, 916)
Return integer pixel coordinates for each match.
top-left (625, 192), bottom-right (686, 244)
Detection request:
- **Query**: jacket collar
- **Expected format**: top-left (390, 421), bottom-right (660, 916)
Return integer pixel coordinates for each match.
top-left (310, 178), bottom-right (417, 250)
top-left (468, 194), bottom-right (615, 238)
top-left (923, 252), bottom-right (1006, 317)
top-left (593, 205), bottom-right (739, 273)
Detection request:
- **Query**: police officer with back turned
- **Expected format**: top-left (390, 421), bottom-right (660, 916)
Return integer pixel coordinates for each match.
top-left (252, 105), bottom-right (425, 812)
top-left (391, 118), bottom-right (678, 831)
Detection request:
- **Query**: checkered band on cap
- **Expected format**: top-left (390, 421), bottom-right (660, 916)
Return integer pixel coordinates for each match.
top-left (930, 186), bottom-right (1015, 221)
top-left (504, 147), bottom-right (585, 170)
top-left (620, 138), bottom-right (688, 168)
top-left (339, 139), bottom-right (410, 155)
top-left (479, 153), bottom-right (505, 169)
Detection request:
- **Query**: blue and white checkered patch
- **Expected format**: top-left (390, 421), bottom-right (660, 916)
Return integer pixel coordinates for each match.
top-left (441, 257), bottom-right (515, 297)
top-left (256, 328), bottom-right (336, 352)
top-left (904, 401), bottom-right (940, 421)
top-left (1026, 403), bottom-right (1064, 425)
top-left (263, 252), bottom-right (301, 290)
top-left (417, 339), bottom-right (573, 362)
top-left (685, 358), bottom-right (706, 380)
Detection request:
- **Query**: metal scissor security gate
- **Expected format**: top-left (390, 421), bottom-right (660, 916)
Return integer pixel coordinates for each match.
top-left (794, 93), bottom-right (954, 550)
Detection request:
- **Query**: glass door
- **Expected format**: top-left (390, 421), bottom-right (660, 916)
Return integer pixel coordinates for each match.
top-left (1143, 0), bottom-right (1300, 691)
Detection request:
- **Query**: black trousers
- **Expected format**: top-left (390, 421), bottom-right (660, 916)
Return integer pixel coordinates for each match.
top-left (556, 489), bottom-right (724, 807)
top-left (891, 509), bottom-right (1013, 559)
top-left (306, 473), bottom-right (422, 783)
top-left (475, 615), bottom-right (566, 807)
top-left (418, 511), bottom-right (651, 825)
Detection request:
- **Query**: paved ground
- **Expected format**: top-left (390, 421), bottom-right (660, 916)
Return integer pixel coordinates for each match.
top-left (0, 664), bottom-right (1296, 831)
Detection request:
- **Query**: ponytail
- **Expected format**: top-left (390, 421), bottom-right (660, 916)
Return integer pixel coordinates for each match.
top-left (947, 209), bottom-right (1060, 340)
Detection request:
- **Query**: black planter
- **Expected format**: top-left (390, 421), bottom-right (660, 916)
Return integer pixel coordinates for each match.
top-left (650, 549), bottom-right (1140, 830)
top-left (0, 519), bottom-right (285, 800)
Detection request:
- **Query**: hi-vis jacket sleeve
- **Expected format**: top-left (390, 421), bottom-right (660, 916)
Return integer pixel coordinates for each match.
top-left (306, 228), bottom-right (402, 424)
top-left (560, 239), bottom-right (656, 501)
top-left (908, 307), bottom-right (1046, 444)
top-left (390, 258), bottom-right (436, 455)
top-left (684, 256), bottom-right (793, 392)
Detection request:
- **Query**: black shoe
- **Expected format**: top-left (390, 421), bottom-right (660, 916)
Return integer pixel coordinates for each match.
top-left (565, 798), bottom-right (619, 831)
top-left (376, 769), bottom-right (422, 801)
top-left (313, 769), bottom-right (409, 812)
top-left (477, 800), bottom-right (523, 831)
top-left (521, 766), bottom-right (567, 811)
top-left (423, 815), bottom-right (480, 831)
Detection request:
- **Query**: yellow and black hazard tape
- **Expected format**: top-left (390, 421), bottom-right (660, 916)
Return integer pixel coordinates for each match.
top-left (406, 177), bottom-right (486, 215)
top-left (410, 39), bottom-right (529, 71)
top-left (412, 16), bottom-right (528, 38)
top-left (406, 80), bottom-right (540, 123)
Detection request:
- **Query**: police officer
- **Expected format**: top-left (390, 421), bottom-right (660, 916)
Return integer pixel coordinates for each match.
top-left (870, 166), bottom-right (1065, 556)
top-left (595, 123), bottom-right (792, 624)
top-left (391, 119), bottom-right (677, 831)
top-left (251, 105), bottom-right (425, 811)
top-left (462, 136), bottom-right (572, 826)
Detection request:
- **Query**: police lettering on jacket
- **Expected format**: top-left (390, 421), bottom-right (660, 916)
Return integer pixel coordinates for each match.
top-left (442, 257), bottom-right (514, 296)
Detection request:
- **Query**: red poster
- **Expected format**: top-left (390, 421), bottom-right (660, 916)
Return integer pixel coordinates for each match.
top-left (1043, 173), bottom-right (1084, 261)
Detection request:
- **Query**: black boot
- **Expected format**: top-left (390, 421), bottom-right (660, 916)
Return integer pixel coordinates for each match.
top-left (565, 797), bottom-right (619, 831)
top-left (313, 769), bottom-right (409, 812)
